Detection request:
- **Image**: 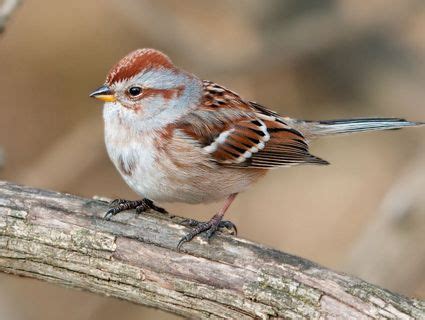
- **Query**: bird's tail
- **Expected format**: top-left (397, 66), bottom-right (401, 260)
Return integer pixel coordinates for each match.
top-left (301, 118), bottom-right (424, 137)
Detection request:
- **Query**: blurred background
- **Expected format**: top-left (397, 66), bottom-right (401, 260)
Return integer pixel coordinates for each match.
top-left (0, 0), bottom-right (424, 319)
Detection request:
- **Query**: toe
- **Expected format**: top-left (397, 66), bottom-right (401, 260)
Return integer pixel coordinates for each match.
top-left (153, 206), bottom-right (168, 214)
top-left (145, 199), bottom-right (168, 214)
top-left (135, 203), bottom-right (149, 214)
top-left (109, 199), bottom-right (125, 207)
top-left (204, 225), bottom-right (219, 240)
top-left (180, 218), bottom-right (200, 227)
top-left (220, 221), bottom-right (238, 235)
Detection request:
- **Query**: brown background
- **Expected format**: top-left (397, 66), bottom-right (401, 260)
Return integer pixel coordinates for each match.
top-left (0, 0), bottom-right (424, 319)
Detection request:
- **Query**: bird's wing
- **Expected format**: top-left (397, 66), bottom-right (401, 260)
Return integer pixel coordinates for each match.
top-left (176, 81), bottom-right (328, 168)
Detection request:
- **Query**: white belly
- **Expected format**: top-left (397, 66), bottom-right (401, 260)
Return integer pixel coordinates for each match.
top-left (105, 132), bottom-right (170, 201)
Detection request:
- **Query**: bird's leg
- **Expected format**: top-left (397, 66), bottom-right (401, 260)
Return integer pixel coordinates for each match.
top-left (177, 193), bottom-right (238, 250)
top-left (104, 198), bottom-right (168, 220)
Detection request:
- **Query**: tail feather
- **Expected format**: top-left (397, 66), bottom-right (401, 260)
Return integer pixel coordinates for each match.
top-left (304, 118), bottom-right (424, 137)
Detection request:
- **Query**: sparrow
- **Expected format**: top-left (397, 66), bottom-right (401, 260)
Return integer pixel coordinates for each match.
top-left (90, 48), bottom-right (423, 249)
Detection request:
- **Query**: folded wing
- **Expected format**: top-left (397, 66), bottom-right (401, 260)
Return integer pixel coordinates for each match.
top-left (177, 81), bottom-right (329, 168)
top-left (205, 115), bottom-right (328, 168)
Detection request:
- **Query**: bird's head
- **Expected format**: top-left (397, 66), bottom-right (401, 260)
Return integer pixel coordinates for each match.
top-left (90, 49), bottom-right (202, 130)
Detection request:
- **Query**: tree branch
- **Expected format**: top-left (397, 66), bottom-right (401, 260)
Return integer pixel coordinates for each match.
top-left (0, 181), bottom-right (423, 319)
top-left (0, 0), bottom-right (22, 34)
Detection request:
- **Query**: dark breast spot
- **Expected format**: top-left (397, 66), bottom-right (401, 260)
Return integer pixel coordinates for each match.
top-left (118, 154), bottom-right (136, 176)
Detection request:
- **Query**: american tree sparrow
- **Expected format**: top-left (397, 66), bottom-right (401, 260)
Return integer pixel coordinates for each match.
top-left (90, 48), bottom-right (423, 249)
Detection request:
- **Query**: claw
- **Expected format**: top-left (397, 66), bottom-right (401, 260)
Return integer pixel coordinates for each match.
top-left (177, 234), bottom-right (193, 251)
top-left (104, 209), bottom-right (117, 221)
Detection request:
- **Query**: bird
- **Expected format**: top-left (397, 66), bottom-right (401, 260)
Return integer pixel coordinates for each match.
top-left (90, 48), bottom-right (423, 249)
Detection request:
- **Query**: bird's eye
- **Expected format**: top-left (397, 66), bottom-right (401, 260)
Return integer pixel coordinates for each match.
top-left (128, 86), bottom-right (142, 97)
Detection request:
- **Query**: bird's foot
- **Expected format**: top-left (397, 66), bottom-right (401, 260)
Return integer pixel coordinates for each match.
top-left (104, 198), bottom-right (168, 220)
top-left (177, 215), bottom-right (237, 250)
top-left (180, 218), bottom-right (237, 234)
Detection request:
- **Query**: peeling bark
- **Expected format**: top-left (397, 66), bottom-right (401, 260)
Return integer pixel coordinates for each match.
top-left (0, 181), bottom-right (423, 319)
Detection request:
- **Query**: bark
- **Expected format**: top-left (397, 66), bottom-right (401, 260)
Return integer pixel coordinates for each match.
top-left (0, 181), bottom-right (423, 319)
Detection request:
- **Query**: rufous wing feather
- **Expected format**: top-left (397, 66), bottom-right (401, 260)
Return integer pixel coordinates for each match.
top-left (177, 81), bottom-right (329, 168)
